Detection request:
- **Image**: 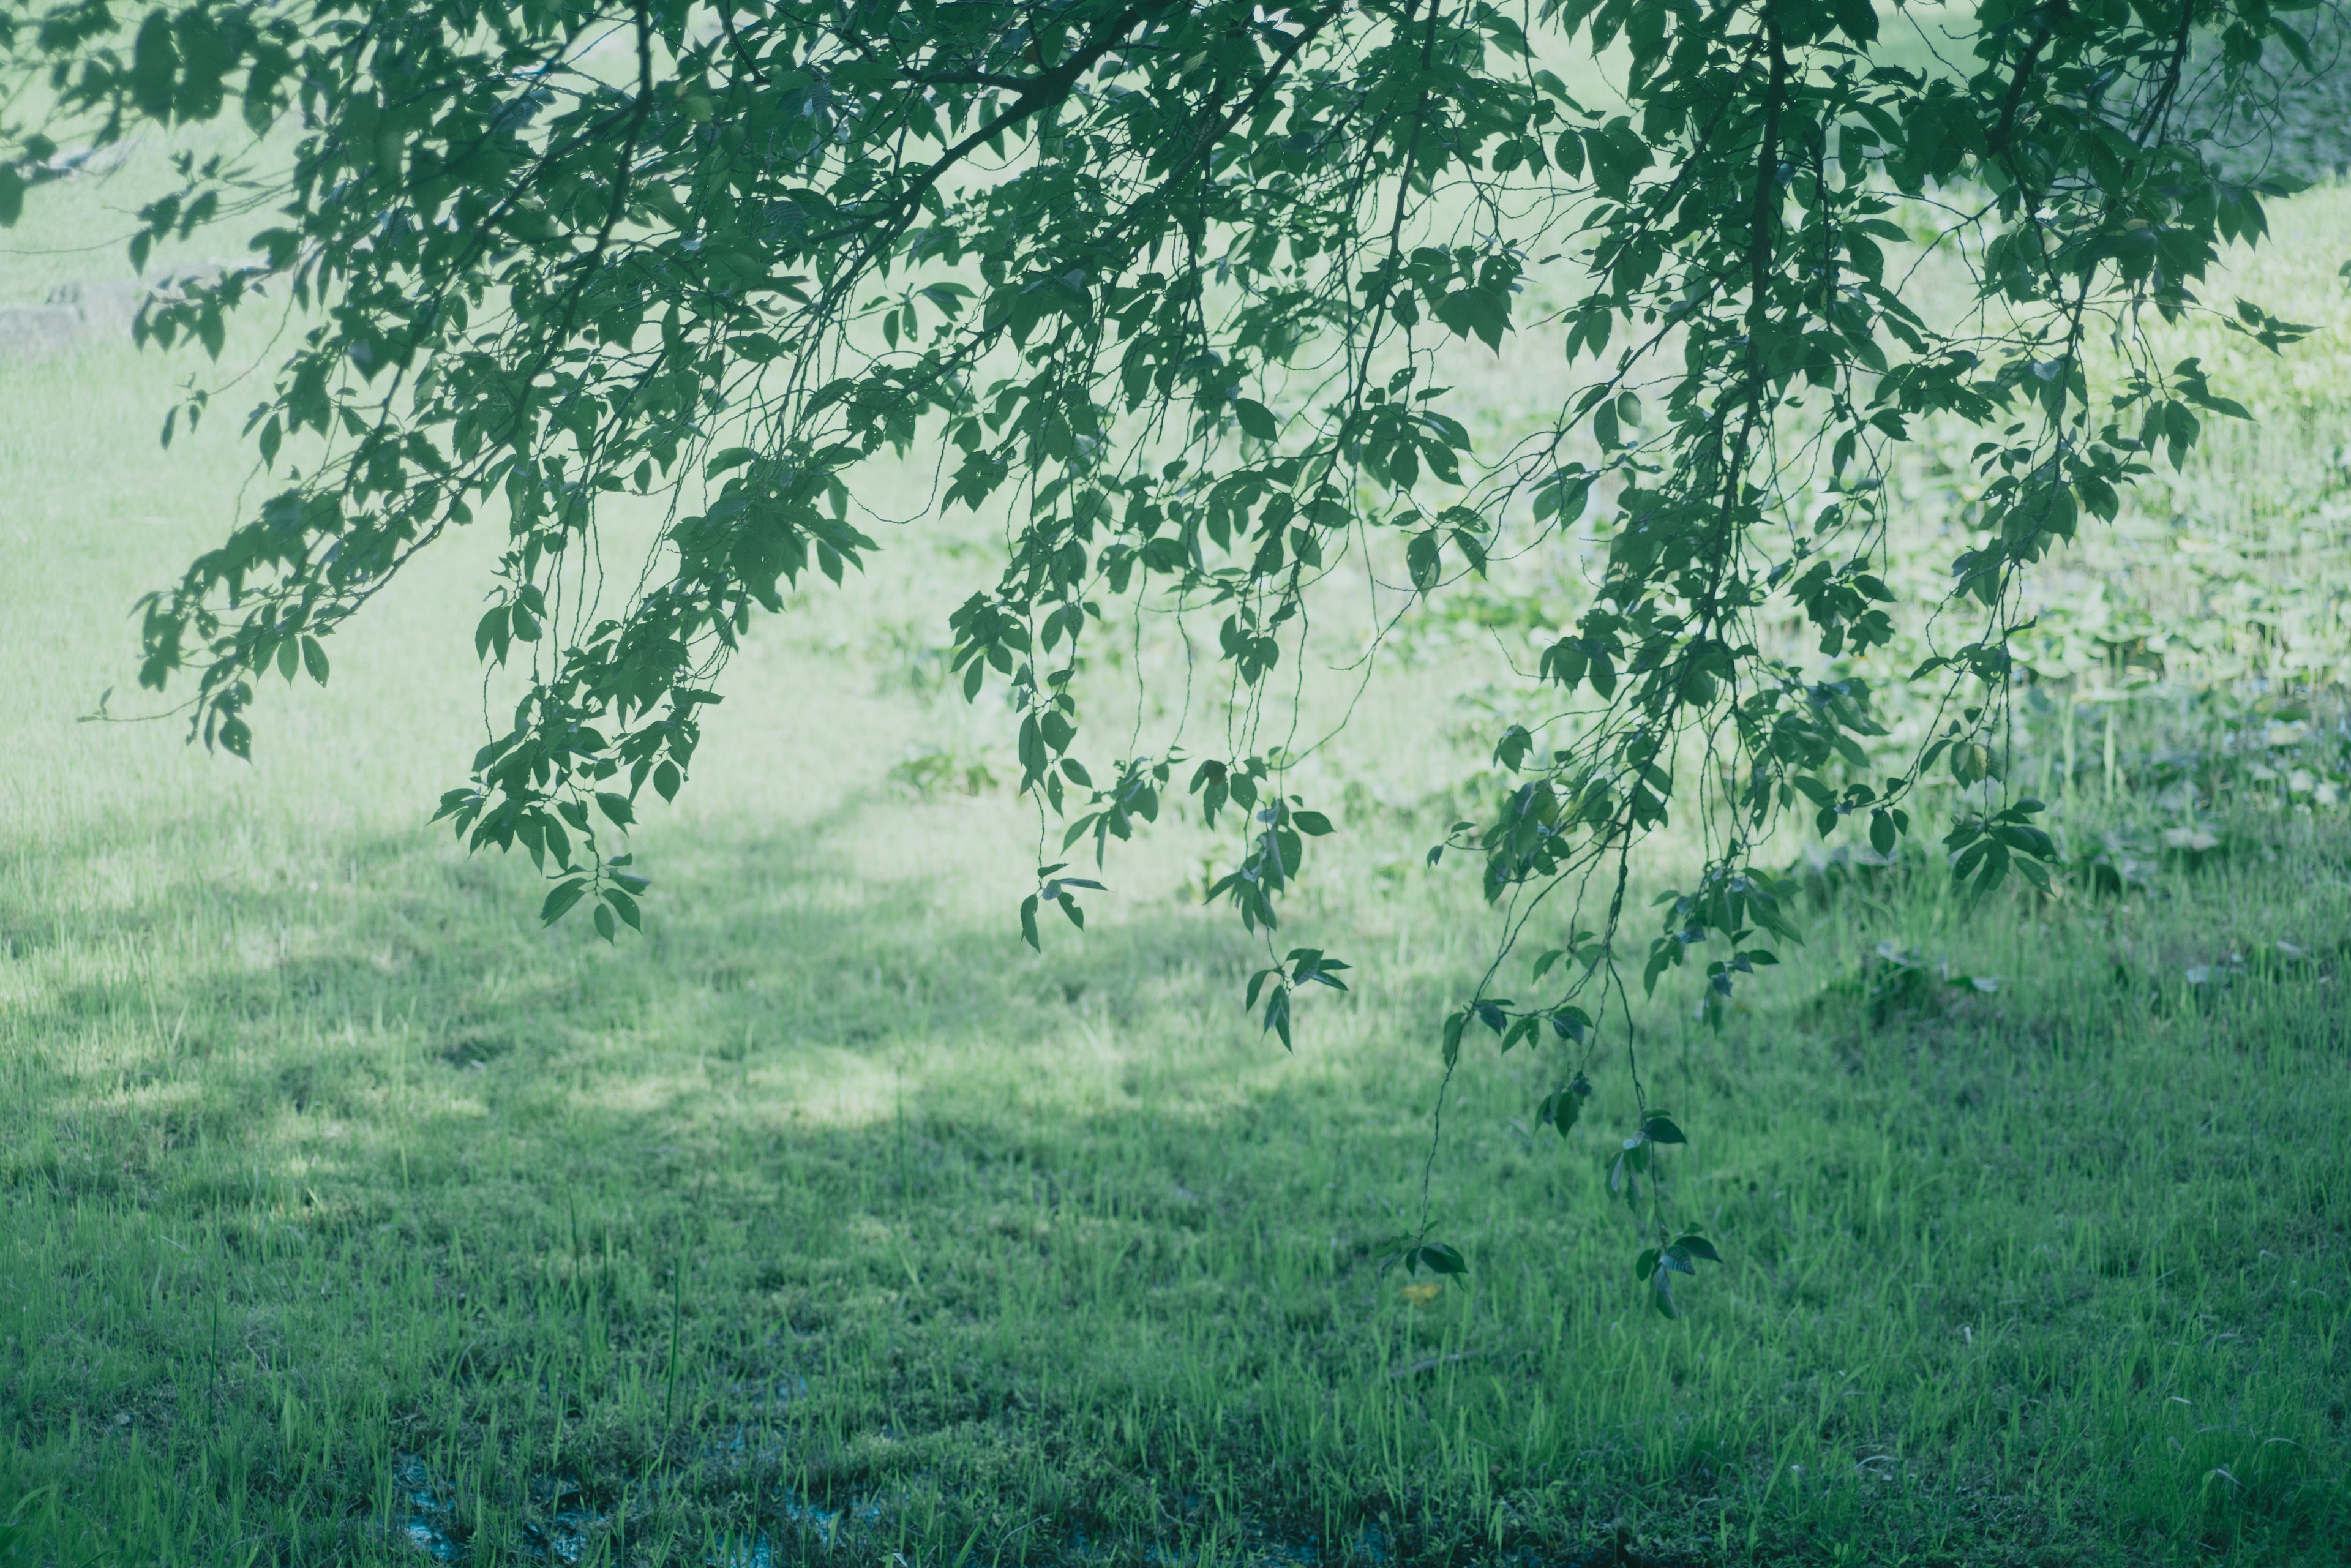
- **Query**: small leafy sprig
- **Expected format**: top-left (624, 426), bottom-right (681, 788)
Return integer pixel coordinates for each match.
top-left (1246, 948), bottom-right (1351, 1051)
top-left (1635, 1226), bottom-right (1722, 1319)
top-left (1019, 864), bottom-right (1108, 950)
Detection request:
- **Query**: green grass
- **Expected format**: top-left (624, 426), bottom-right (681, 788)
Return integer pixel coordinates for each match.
top-left (4, 106), bottom-right (2351, 1568)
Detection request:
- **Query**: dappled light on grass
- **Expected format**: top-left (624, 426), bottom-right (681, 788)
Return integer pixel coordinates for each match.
top-left (2, 768), bottom-right (2347, 1564)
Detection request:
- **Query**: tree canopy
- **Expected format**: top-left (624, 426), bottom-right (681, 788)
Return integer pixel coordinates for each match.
top-left (1, 0), bottom-right (2322, 1294)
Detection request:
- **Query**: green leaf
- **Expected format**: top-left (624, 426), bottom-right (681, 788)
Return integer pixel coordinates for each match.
top-left (130, 10), bottom-right (180, 122)
top-left (1830, 0), bottom-right (1878, 43)
top-left (1414, 1242), bottom-right (1467, 1275)
top-left (1262, 986), bottom-right (1292, 1050)
top-left (705, 446), bottom-right (757, 478)
top-left (1407, 531), bottom-right (1442, 591)
top-left (539, 879), bottom-right (588, 925)
top-left (474, 607), bottom-right (508, 664)
top-left (1583, 118), bottom-right (1649, 201)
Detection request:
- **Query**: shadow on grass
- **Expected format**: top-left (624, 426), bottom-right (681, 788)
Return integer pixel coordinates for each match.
top-left (2, 805), bottom-right (2347, 1568)
top-left (1, 805), bottom-right (1549, 1566)
top-left (6, 798), bottom-right (1305, 1180)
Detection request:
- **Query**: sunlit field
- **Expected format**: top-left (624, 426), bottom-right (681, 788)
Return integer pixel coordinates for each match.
top-left (4, 65), bottom-right (2350, 1568)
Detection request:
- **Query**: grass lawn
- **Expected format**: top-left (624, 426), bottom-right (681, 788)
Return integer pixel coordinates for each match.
top-left (3, 107), bottom-right (2350, 1568)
